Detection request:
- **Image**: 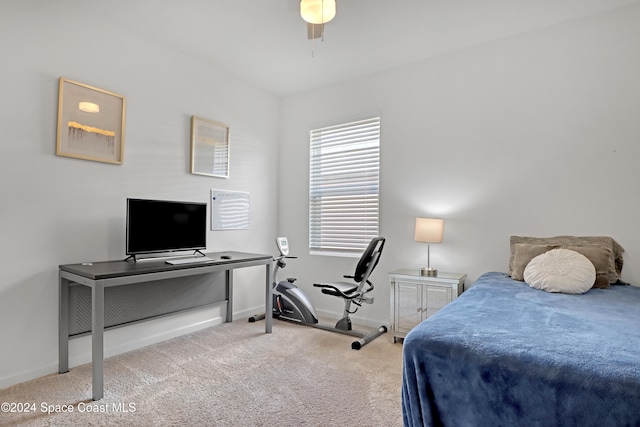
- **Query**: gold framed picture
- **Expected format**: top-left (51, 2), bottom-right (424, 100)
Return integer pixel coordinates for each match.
top-left (56, 78), bottom-right (126, 164)
top-left (191, 116), bottom-right (230, 178)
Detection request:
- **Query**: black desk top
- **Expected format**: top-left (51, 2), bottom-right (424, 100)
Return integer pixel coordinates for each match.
top-left (59, 251), bottom-right (272, 280)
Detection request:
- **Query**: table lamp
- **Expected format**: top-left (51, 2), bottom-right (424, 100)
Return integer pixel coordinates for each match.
top-left (415, 217), bottom-right (444, 276)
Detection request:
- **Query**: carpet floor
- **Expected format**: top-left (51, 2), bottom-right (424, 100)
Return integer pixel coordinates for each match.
top-left (1, 318), bottom-right (403, 426)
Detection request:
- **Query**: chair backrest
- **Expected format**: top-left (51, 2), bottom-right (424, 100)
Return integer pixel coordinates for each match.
top-left (353, 237), bottom-right (386, 283)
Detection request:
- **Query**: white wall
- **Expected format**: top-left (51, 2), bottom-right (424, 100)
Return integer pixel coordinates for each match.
top-left (279, 5), bottom-right (640, 325)
top-left (0, 2), bottom-right (279, 388)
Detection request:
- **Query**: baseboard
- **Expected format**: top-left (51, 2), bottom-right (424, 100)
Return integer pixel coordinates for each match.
top-left (0, 364), bottom-right (58, 391)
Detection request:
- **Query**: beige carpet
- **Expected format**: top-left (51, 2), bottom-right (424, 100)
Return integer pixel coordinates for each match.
top-left (1, 318), bottom-right (403, 426)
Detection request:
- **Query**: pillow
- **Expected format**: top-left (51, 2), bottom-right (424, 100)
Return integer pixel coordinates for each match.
top-left (510, 243), bottom-right (558, 281)
top-left (524, 249), bottom-right (595, 294)
top-left (562, 245), bottom-right (611, 289)
top-left (509, 236), bottom-right (624, 284)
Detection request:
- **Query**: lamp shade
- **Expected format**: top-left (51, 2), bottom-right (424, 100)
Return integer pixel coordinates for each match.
top-left (300, 0), bottom-right (336, 24)
top-left (414, 218), bottom-right (444, 243)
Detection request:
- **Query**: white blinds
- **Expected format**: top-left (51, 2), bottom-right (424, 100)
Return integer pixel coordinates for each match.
top-left (309, 117), bottom-right (380, 254)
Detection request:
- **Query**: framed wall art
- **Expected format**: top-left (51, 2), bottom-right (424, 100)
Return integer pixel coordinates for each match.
top-left (56, 78), bottom-right (126, 164)
top-left (191, 116), bottom-right (230, 178)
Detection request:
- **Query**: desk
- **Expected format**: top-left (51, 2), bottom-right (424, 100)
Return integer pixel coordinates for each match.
top-left (58, 251), bottom-right (272, 400)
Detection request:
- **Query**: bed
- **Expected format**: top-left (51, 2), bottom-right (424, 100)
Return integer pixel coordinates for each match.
top-left (402, 237), bottom-right (640, 427)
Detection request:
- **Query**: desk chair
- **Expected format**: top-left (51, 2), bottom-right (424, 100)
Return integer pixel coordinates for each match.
top-left (313, 237), bottom-right (387, 349)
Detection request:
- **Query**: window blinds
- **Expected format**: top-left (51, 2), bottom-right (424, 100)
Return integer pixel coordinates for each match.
top-left (309, 117), bottom-right (380, 254)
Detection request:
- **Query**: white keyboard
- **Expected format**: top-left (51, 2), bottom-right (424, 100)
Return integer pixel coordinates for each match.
top-left (165, 256), bottom-right (214, 265)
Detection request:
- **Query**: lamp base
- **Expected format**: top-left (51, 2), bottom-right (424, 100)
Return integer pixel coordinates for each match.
top-left (420, 267), bottom-right (438, 277)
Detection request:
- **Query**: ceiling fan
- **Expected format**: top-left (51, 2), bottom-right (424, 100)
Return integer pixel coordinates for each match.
top-left (300, 0), bottom-right (336, 40)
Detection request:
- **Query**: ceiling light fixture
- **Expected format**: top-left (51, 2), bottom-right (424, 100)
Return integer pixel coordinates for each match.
top-left (300, 0), bottom-right (336, 25)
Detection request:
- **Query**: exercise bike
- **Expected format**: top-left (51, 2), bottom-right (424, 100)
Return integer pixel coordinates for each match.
top-left (249, 237), bottom-right (387, 350)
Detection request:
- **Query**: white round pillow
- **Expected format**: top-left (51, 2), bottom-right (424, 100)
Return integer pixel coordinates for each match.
top-left (523, 248), bottom-right (595, 294)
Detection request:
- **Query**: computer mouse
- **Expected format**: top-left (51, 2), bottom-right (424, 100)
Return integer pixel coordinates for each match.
top-left (220, 255), bottom-right (231, 259)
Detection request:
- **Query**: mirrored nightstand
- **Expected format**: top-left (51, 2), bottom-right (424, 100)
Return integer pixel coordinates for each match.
top-left (388, 269), bottom-right (466, 343)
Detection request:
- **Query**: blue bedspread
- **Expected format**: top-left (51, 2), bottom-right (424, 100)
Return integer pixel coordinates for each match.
top-left (402, 272), bottom-right (640, 427)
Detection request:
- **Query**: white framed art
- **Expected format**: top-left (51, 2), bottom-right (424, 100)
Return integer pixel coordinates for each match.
top-left (191, 116), bottom-right (230, 178)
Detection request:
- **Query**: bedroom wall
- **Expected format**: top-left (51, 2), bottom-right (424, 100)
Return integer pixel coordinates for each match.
top-left (279, 4), bottom-right (640, 326)
top-left (0, 3), bottom-right (279, 387)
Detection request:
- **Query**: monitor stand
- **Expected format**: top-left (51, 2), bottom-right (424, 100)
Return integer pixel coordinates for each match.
top-left (124, 249), bottom-right (207, 263)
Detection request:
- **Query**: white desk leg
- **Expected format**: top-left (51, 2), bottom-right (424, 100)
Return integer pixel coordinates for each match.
top-left (226, 270), bottom-right (233, 323)
top-left (92, 283), bottom-right (104, 400)
top-left (58, 274), bottom-right (69, 374)
top-left (265, 263), bottom-right (272, 333)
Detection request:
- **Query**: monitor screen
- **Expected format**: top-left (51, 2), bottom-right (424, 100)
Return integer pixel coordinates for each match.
top-left (126, 198), bottom-right (207, 256)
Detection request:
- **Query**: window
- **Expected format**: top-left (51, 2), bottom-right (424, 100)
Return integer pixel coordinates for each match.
top-left (309, 117), bottom-right (380, 255)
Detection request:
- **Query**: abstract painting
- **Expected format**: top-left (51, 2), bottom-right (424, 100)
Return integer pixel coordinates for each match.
top-left (56, 78), bottom-right (126, 164)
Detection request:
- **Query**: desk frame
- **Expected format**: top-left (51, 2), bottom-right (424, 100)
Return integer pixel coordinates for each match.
top-left (58, 253), bottom-right (272, 400)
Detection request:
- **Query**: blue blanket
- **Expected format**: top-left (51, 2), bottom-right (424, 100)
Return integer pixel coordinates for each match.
top-left (402, 272), bottom-right (640, 427)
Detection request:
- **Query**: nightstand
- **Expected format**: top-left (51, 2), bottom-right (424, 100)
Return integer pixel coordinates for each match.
top-left (388, 269), bottom-right (466, 343)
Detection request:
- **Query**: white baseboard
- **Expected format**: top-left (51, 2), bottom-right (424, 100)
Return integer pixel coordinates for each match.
top-left (0, 365), bottom-right (59, 391)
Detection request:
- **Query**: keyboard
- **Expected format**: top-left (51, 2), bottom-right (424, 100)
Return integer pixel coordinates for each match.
top-left (165, 256), bottom-right (214, 265)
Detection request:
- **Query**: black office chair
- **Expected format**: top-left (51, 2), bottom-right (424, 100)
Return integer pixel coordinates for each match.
top-left (313, 237), bottom-right (387, 349)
